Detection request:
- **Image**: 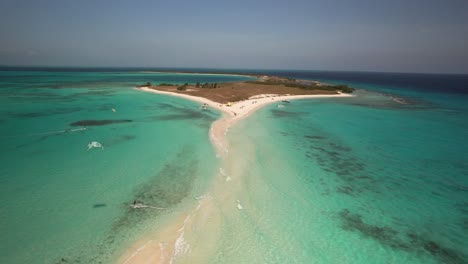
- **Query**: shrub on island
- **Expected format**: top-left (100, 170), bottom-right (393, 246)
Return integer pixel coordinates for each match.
top-left (177, 83), bottom-right (189, 90)
top-left (334, 85), bottom-right (355, 93)
top-left (201, 83), bottom-right (218, 89)
top-left (138, 82), bottom-right (152, 87)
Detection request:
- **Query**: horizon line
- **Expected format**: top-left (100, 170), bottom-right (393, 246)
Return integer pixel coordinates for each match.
top-left (0, 65), bottom-right (467, 76)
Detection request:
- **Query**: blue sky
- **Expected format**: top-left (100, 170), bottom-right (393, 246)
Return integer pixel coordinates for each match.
top-left (1, 0), bottom-right (467, 73)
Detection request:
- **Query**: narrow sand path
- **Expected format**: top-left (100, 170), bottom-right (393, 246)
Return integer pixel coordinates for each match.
top-left (117, 88), bottom-right (352, 264)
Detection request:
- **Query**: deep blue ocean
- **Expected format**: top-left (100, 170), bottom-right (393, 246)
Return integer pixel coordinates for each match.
top-left (0, 67), bottom-right (467, 264)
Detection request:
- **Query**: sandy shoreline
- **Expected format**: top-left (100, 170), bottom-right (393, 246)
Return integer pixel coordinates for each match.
top-left (138, 87), bottom-right (352, 124)
top-left (117, 87), bottom-right (353, 264)
top-left (138, 86), bottom-right (352, 156)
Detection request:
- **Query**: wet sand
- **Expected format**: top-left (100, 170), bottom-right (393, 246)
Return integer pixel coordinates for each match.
top-left (118, 88), bottom-right (352, 263)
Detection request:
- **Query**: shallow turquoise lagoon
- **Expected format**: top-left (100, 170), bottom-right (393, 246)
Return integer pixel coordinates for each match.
top-left (0, 71), bottom-right (253, 264)
top-left (223, 85), bottom-right (467, 263)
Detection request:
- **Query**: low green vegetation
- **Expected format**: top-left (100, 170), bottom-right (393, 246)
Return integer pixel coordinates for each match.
top-left (154, 82), bottom-right (219, 90)
top-left (246, 80), bottom-right (355, 93)
top-left (196, 82), bottom-right (218, 89)
top-left (177, 83), bottom-right (188, 90)
top-left (137, 82), bottom-right (153, 87)
top-left (143, 77), bottom-right (354, 94)
top-left (333, 85), bottom-right (354, 93)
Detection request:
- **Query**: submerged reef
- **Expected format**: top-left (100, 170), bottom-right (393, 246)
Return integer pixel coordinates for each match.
top-left (69, 119), bottom-right (132, 126)
top-left (52, 145), bottom-right (199, 263)
top-left (146, 102), bottom-right (215, 121)
top-left (339, 209), bottom-right (467, 264)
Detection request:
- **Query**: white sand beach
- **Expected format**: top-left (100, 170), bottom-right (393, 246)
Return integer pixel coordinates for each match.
top-left (138, 87), bottom-right (352, 123)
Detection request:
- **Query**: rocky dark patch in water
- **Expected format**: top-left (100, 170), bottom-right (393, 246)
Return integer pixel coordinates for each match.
top-left (341, 90), bottom-right (435, 111)
top-left (339, 209), bottom-right (467, 264)
top-left (303, 136), bottom-right (376, 196)
top-left (132, 145), bottom-right (197, 209)
top-left (145, 102), bottom-right (216, 121)
top-left (70, 119), bottom-right (132, 126)
top-left (304, 135), bottom-right (325, 140)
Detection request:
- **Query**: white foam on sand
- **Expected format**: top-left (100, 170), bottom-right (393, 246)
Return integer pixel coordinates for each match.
top-left (173, 229), bottom-right (190, 256)
top-left (236, 200), bottom-right (243, 210)
top-left (169, 213), bottom-right (194, 263)
top-left (219, 168), bottom-right (226, 176)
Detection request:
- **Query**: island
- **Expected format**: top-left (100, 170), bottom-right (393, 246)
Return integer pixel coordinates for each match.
top-left (138, 75), bottom-right (354, 120)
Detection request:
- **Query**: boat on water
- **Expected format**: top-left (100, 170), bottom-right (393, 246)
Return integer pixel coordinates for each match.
top-left (281, 100), bottom-right (290, 103)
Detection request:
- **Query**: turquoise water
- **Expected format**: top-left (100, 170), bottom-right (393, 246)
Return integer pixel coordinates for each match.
top-left (1, 69), bottom-right (467, 264)
top-left (0, 71), bottom-right (253, 263)
top-left (222, 84), bottom-right (467, 263)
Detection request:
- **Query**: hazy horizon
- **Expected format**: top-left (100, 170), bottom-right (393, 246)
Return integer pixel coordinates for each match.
top-left (1, 0), bottom-right (467, 74)
top-left (2, 65), bottom-right (468, 76)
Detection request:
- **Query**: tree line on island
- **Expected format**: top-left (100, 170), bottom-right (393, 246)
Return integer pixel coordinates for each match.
top-left (175, 82), bottom-right (219, 90)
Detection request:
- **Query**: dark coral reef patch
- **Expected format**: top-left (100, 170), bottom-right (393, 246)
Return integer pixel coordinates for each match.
top-left (339, 209), bottom-right (467, 264)
top-left (70, 119), bottom-right (132, 126)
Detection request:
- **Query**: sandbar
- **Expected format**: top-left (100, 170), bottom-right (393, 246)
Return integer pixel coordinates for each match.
top-left (119, 80), bottom-right (354, 264)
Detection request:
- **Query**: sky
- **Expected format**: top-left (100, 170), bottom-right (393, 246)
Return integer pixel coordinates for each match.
top-left (1, 0), bottom-right (467, 73)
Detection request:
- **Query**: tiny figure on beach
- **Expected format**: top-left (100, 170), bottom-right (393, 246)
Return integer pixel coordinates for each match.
top-left (133, 200), bottom-right (137, 205)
